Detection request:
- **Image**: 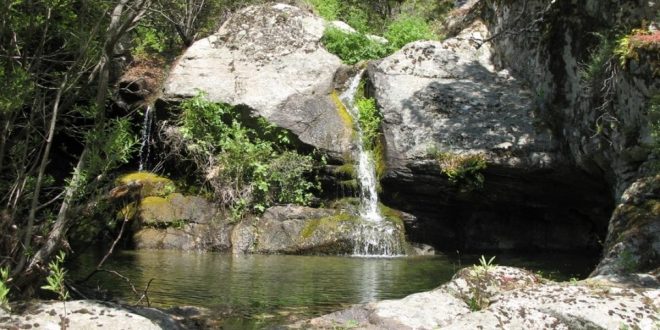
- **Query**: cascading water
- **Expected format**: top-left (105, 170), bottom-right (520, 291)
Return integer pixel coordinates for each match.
top-left (340, 70), bottom-right (404, 257)
top-left (138, 104), bottom-right (154, 171)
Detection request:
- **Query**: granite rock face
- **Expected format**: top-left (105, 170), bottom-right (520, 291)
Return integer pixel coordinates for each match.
top-left (368, 20), bottom-right (613, 253)
top-left (303, 266), bottom-right (660, 330)
top-left (163, 3), bottom-right (351, 159)
top-left (369, 21), bottom-right (557, 168)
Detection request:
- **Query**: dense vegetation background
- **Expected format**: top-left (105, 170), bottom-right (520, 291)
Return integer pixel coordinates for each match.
top-left (0, 0), bottom-right (453, 302)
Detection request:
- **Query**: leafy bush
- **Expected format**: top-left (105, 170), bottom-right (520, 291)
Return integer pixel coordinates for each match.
top-left (322, 27), bottom-right (388, 64)
top-left (385, 15), bottom-right (436, 50)
top-left (305, 0), bottom-right (340, 20)
top-left (174, 93), bottom-right (319, 216)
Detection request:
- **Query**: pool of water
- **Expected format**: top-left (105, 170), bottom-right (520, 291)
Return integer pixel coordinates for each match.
top-left (69, 250), bottom-right (597, 327)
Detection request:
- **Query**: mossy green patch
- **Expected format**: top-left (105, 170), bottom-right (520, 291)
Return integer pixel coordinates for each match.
top-left (334, 163), bottom-right (356, 178)
top-left (301, 213), bottom-right (355, 239)
top-left (139, 195), bottom-right (179, 225)
top-left (332, 90), bottom-right (354, 130)
top-left (117, 171), bottom-right (176, 197)
top-left (373, 138), bottom-right (387, 180)
top-left (379, 203), bottom-right (404, 228)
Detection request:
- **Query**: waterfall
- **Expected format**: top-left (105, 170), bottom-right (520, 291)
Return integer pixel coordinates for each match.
top-left (138, 104), bottom-right (154, 171)
top-left (340, 70), bottom-right (404, 257)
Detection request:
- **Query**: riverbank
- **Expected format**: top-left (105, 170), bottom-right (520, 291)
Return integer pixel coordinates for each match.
top-left (300, 266), bottom-right (660, 329)
top-left (3, 265), bottom-right (657, 329)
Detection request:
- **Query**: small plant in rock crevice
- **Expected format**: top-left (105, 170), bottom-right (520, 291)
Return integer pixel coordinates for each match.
top-left (0, 267), bottom-right (10, 311)
top-left (428, 149), bottom-right (487, 190)
top-left (42, 251), bottom-right (70, 329)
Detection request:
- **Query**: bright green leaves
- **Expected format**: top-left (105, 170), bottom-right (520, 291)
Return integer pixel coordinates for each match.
top-left (356, 97), bottom-right (382, 151)
top-left (384, 16), bottom-right (436, 50)
top-left (322, 28), bottom-right (388, 65)
top-left (0, 267), bottom-right (10, 311)
top-left (321, 15), bottom-right (436, 65)
top-left (177, 93), bottom-right (319, 217)
top-left (41, 251), bottom-right (69, 301)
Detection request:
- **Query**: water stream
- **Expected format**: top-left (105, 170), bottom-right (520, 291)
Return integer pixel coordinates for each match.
top-left (138, 104), bottom-right (154, 171)
top-left (340, 71), bottom-right (403, 257)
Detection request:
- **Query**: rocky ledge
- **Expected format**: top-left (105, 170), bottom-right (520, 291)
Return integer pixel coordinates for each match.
top-left (300, 266), bottom-right (660, 330)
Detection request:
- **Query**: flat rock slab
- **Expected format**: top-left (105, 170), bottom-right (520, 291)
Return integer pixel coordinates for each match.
top-left (0, 300), bottom-right (175, 330)
top-left (303, 266), bottom-right (660, 329)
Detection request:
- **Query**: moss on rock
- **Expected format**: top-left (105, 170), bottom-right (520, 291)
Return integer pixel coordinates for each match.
top-left (301, 213), bottom-right (355, 239)
top-left (116, 171), bottom-right (176, 197)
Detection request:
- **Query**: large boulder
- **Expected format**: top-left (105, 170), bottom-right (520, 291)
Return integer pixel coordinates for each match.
top-left (231, 203), bottom-right (407, 255)
top-left (304, 266), bottom-right (660, 329)
top-left (592, 174), bottom-right (660, 276)
top-left (163, 3), bottom-right (351, 159)
top-left (369, 21), bottom-right (613, 253)
top-left (369, 20), bottom-right (558, 169)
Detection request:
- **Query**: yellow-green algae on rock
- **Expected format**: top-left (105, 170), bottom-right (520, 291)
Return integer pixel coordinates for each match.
top-left (116, 171), bottom-right (176, 197)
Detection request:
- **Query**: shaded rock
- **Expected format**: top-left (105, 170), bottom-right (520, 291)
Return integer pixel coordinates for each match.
top-left (366, 20), bottom-right (613, 254)
top-left (231, 204), bottom-right (407, 255)
top-left (133, 222), bottom-right (232, 251)
top-left (163, 3), bottom-right (351, 159)
top-left (137, 193), bottom-right (217, 226)
top-left (592, 175), bottom-right (660, 276)
top-left (304, 266), bottom-right (660, 330)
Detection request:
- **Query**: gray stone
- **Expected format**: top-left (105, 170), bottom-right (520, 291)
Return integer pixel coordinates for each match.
top-left (305, 266), bottom-right (660, 329)
top-left (368, 21), bottom-right (558, 169)
top-left (163, 3), bottom-right (351, 159)
top-left (1, 300), bottom-right (173, 330)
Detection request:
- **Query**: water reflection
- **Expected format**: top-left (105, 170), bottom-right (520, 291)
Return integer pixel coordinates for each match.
top-left (70, 250), bottom-right (596, 325)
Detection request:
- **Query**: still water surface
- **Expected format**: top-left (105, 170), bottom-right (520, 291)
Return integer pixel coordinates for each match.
top-left (70, 250), bottom-right (596, 327)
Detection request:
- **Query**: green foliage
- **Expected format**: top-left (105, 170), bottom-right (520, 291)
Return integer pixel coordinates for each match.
top-left (430, 150), bottom-right (487, 189)
top-left (133, 26), bottom-right (168, 56)
top-left (580, 32), bottom-right (616, 82)
top-left (384, 15), bottom-right (436, 50)
top-left (305, 0), bottom-right (340, 20)
top-left (41, 251), bottom-right (69, 301)
top-left (475, 255), bottom-right (496, 274)
top-left (0, 267), bottom-right (10, 311)
top-left (617, 248), bottom-right (637, 273)
top-left (356, 98), bottom-right (382, 151)
top-left (177, 93), bottom-right (319, 217)
top-left (322, 27), bottom-right (388, 65)
top-left (468, 296), bottom-right (481, 311)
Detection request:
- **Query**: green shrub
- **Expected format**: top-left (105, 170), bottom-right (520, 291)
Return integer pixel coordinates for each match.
top-left (431, 150), bottom-right (487, 189)
top-left (305, 0), bottom-right (340, 20)
top-left (176, 93), bottom-right (319, 216)
top-left (322, 27), bottom-right (388, 64)
top-left (385, 15), bottom-right (436, 50)
top-left (356, 97), bottom-right (382, 151)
